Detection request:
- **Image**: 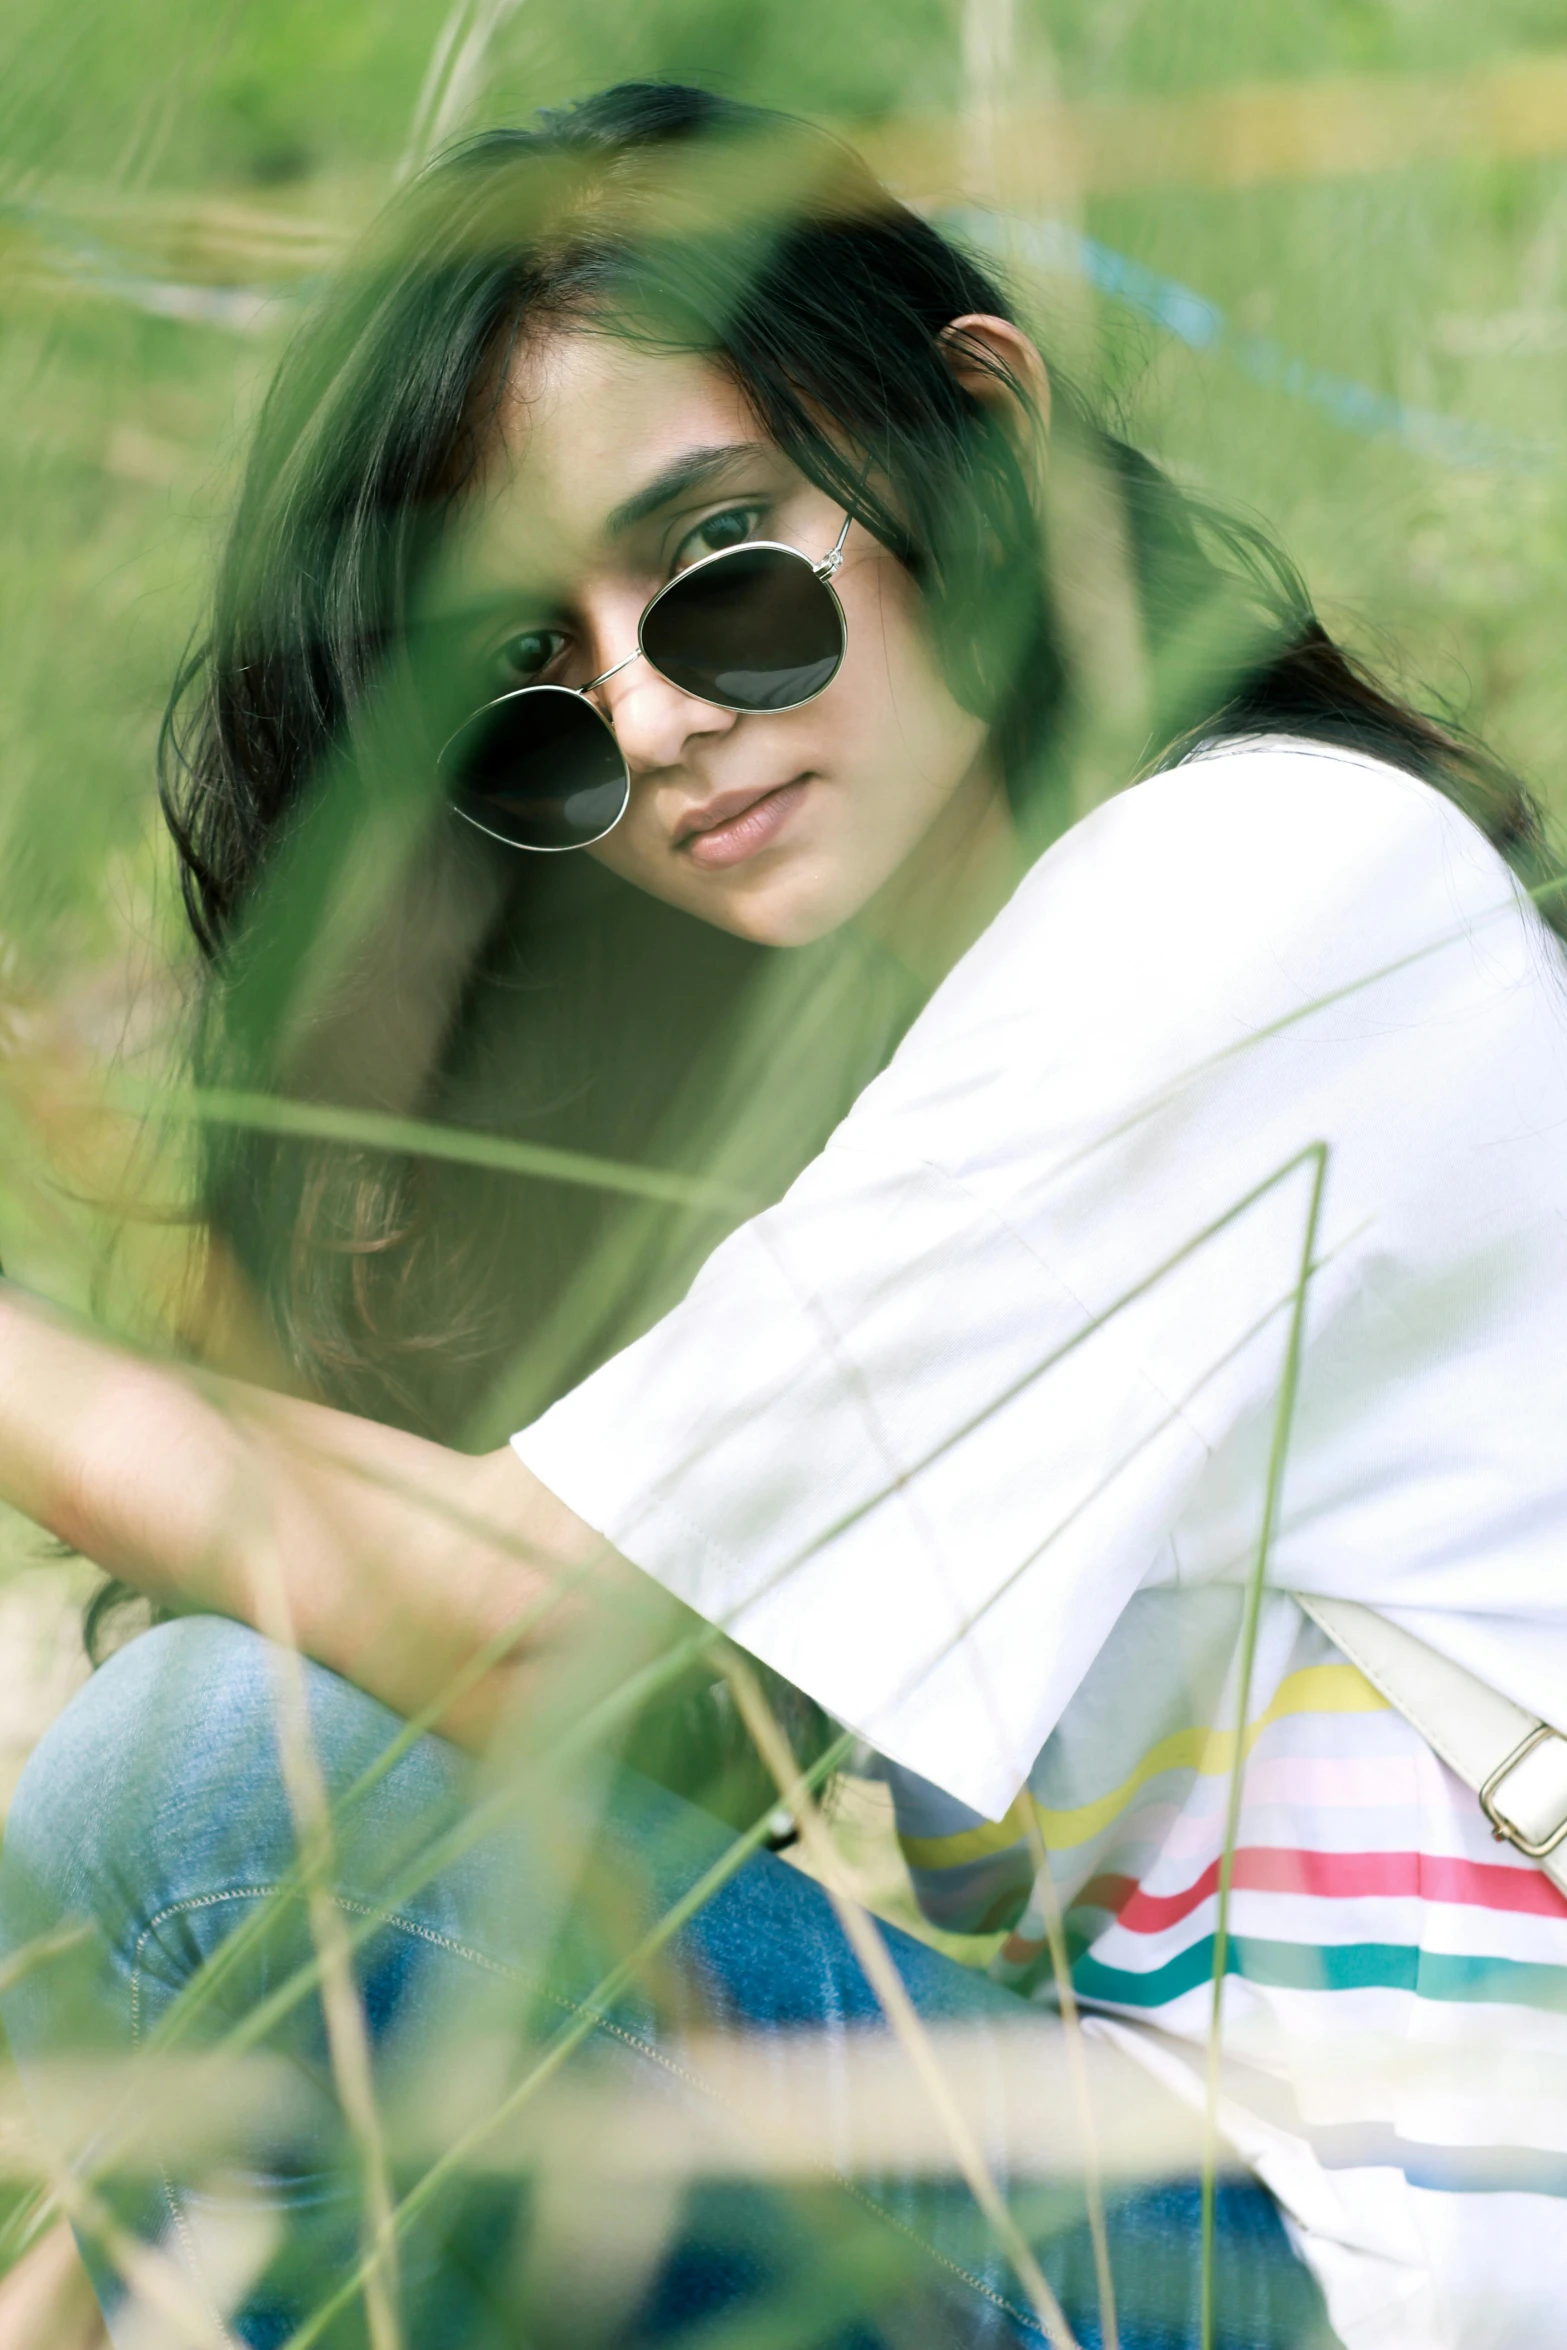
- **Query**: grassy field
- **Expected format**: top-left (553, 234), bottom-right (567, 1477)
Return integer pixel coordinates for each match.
top-left (2, 2), bottom-right (1566, 2340)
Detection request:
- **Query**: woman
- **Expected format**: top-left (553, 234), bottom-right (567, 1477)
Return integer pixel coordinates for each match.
top-left (3, 78), bottom-right (1566, 2350)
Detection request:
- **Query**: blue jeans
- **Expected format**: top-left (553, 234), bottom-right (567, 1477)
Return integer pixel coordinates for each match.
top-left (0, 1618), bottom-right (1335, 2349)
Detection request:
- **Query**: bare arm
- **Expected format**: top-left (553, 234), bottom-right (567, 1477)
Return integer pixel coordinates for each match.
top-left (0, 1278), bottom-right (663, 1746)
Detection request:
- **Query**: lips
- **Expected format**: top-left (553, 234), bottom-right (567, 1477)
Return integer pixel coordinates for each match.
top-left (679, 776), bottom-right (812, 871)
top-left (677, 776), bottom-right (808, 842)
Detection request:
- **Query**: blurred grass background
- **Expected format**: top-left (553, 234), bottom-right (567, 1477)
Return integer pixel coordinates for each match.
top-left (1, 1), bottom-right (1565, 2327)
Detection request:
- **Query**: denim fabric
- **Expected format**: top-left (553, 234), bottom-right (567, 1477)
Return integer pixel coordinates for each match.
top-left (0, 1618), bottom-right (1337, 2350)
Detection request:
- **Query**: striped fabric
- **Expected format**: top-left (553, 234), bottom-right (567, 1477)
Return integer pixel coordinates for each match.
top-left (882, 1592), bottom-right (1567, 2346)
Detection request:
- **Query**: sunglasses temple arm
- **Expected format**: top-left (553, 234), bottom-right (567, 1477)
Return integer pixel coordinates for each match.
top-left (815, 509), bottom-right (854, 581)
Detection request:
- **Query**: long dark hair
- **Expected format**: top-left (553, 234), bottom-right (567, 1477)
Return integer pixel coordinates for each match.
top-left (154, 80), bottom-right (1552, 1478)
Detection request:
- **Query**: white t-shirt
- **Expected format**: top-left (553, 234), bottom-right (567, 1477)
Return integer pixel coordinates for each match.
top-left (515, 739), bottom-right (1567, 2349)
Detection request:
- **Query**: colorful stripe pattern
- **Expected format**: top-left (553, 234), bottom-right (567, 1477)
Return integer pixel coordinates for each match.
top-left (884, 1602), bottom-right (1567, 2223)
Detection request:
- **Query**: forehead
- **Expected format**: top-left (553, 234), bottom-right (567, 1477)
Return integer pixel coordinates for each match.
top-left (462, 330), bottom-right (765, 587)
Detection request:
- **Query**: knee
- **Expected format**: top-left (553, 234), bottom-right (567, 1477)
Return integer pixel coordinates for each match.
top-left (2, 1615), bottom-right (474, 1960)
top-left (0, 1618), bottom-right (297, 2067)
top-left (0, 1618), bottom-right (286, 1940)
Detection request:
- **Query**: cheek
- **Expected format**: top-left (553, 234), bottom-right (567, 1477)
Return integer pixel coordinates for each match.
top-left (836, 564), bottom-right (985, 802)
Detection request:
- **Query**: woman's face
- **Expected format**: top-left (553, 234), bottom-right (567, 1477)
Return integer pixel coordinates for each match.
top-left (443, 331), bottom-right (1006, 949)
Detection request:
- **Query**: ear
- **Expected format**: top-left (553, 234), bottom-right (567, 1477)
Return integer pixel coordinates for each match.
top-left (938, 312), bottom-right (1051, 452)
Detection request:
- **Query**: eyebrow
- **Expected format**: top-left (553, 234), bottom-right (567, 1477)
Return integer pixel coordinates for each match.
top-left (603, 442), bottom-right (774, 537)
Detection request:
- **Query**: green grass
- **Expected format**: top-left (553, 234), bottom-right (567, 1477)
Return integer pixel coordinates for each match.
top-left (2, 5), bottom-right (1567, 2341)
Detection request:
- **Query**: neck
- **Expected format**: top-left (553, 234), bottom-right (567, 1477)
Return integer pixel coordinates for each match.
top-left (854, 754), bottom-right (1025, 989)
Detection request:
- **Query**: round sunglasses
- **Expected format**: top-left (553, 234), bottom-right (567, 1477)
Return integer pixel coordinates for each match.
top-left (438, 510), bottom-right (853, 853)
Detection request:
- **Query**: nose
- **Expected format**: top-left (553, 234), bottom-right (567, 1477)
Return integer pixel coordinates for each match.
top-left (579, 583), bottom-right (733, 774)
top-left (593, 655), bottom-right (734, 775)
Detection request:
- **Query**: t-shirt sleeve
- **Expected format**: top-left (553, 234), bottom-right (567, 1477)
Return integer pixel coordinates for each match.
top-left (514, 742), bottom-right (1538, 1818)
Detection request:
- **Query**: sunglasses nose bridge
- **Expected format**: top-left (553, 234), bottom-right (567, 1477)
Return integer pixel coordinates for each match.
top-left (595, 650), bottom-right (739, 780)
top-left (580, 647), bottom-right (642, 698)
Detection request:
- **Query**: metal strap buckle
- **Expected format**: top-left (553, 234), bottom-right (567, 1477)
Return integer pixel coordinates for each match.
top-left (1479, 1724), bottom-right (1567, 1859)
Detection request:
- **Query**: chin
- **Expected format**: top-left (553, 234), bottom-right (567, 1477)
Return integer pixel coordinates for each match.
top-left (696, 873), bottom-right (859, 949)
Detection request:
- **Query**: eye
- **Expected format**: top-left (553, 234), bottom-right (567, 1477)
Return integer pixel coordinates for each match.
top-left (490, 626), bottom-right (568, 690)
top-left (672, 504), bottom-right (766, 571)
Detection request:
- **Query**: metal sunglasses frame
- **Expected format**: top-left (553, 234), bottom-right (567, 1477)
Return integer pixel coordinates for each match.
top-left (446, 508), bottom-right (854, 854)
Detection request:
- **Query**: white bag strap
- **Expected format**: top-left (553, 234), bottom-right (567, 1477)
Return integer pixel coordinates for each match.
top-left (1294, 1594), bottom-right (1567, 1903)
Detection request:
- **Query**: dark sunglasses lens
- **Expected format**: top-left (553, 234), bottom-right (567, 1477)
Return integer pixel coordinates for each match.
top-left (641, 547), bottom-right (844, 712)
top-left (439, 687), bottom-right (628, 851)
